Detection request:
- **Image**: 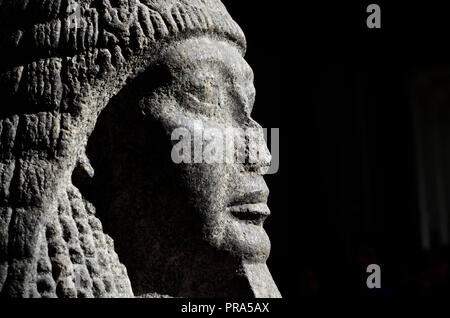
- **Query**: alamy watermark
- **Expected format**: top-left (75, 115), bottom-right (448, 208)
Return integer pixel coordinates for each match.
top-left (67, 0), bottom-right (83, 29)
top-left (366, 4), bottom-right (381, 29)
top-left (366, 264), bottom-right (381, 289)
top-left (170, 122), bottom-right (280, 174)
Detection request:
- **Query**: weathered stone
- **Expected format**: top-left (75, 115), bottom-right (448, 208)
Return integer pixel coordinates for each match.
top-left (0, 0), bottom-right (280, 298)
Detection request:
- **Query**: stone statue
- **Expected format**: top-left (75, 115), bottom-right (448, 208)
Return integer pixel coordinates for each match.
top-left (0, 0), bottom-right (281, 298)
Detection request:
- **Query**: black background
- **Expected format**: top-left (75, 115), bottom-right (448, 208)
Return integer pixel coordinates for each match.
top-left (224, 0), bottom-right (450, 301)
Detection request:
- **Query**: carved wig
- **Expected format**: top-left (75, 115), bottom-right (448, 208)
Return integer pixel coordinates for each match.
top-left (0, 0), bottom-right (245, 298)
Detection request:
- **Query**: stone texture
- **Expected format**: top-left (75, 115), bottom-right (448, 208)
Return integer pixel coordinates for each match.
top-left (0, 0), bottom-right (280, 298)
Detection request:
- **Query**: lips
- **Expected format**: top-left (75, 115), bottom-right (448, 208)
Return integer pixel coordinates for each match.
top-left (228, 190), bottom-right (270, 225)
top-left (229, 202), bottom-right (270, 224)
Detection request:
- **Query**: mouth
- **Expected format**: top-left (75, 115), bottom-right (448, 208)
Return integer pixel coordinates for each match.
top-left (228, 203), bottom-right (270, 225)
top-left (228, 188), bottom-right (270, 225)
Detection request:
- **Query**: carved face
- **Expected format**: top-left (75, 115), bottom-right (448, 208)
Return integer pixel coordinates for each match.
top-left (0, 0), bottom-right (281, 298)
top-left (140, 37), bottom-right (272, 263)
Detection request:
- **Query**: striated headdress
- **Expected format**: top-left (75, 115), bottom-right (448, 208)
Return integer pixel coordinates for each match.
top-left (0, 0), bottom-right (245, 297)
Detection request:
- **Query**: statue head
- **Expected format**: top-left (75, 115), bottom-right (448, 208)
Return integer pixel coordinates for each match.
top-left (0, 0), bottom-right (280, 297)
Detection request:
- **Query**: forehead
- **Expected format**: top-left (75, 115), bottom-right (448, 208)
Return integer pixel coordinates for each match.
top-left (159, 37), bottom-right (252, 77)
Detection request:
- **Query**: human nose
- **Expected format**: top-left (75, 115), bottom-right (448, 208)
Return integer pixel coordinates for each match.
top-left (244, 119), bottom-right (272, 174)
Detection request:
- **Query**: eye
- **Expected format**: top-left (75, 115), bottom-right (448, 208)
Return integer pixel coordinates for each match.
top-left (184, 92), bottom-right (217, 117)
top-left (186, 73), bottom-right (221, 106)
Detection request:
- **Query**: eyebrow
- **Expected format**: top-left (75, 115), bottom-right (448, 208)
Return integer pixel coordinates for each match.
top-left (183, 56), bottom-right (254, 85)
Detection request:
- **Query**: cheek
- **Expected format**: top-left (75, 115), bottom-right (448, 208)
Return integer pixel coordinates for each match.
top-left (144, 98), bottom-right (241, 214)
top-left (182, 164), bottom-right (233, 211)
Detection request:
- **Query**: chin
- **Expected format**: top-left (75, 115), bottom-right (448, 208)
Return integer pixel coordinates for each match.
top-left (234, 223), bottom-right (272, 263)
top-left (206, 221), bottom-right (271, 263)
